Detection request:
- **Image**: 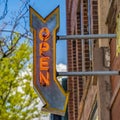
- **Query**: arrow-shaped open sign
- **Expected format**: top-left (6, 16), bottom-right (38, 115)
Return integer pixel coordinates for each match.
top-left (29, 6), bottom-right (69, 116)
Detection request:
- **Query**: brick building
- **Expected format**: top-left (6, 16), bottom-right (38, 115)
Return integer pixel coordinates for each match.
top-left (66, 0), bottom-right (120, 120)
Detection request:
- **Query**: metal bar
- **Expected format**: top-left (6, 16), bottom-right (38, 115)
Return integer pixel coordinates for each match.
top-left (80, 0), bottom-right (85, 72)
top-left (88, 0), bottom-right (92, 61)
top-left (57, 34), bottom-right (116, 40)
top-left (57, 71), bottom-right (120, 76)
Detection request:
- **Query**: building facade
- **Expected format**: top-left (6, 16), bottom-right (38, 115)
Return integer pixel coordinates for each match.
top-left (66, 0), bottom-right (120, 120)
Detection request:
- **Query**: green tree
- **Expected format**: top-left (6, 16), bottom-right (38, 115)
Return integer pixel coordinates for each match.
top-left (0, 1), bottom-right (48, 119)
top-left (0, 36), bottom-right (41, 120)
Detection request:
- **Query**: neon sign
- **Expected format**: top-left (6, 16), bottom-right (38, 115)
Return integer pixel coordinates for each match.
top-left (39, 27), bottom-right (50, 86)
top-left (30, 6), bottom-right (69, 116)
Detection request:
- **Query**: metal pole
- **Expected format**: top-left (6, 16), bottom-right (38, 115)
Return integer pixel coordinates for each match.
top-left (88, 0), bottom-right (93, 61)
top-left (57, 34), bottom-right (116, 40)
top-left (57, 71), bottom-right (120, 76)
top-left (80, 0), bottom-right (85, 72)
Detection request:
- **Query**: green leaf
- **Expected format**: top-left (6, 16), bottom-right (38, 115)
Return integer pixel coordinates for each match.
top-left (0, 42), bottom-right (42, 120)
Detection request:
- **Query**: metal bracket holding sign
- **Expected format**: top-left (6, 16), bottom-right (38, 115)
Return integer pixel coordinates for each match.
top-left (29, 6), bottom-right (69, 116)
top-left (56, 33), bottom-right (120, 76)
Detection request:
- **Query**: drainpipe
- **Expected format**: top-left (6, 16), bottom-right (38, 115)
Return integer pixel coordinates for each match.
top-left (81, 0), bottom-right (85, 72)
top-left (88, 0), bottom-right (93, 69)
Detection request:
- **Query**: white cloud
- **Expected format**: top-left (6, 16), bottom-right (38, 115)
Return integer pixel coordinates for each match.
top-left (56, 63), bottom-right (67, 83)
top-left (56, 63), bottom-right (67, 72)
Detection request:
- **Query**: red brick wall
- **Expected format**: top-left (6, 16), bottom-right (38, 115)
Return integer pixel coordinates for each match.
top-left (111, 92), bottom-right (120, 120)
top-left (66, 0), bottom-right (98, 120)
top-left (66, 0), bottom-right (120, 120)
top-left (107, 0), bottom-right (120, 120)
top-left (110, 38), bottom-right (120, 120)
top-left (66, 1), bottom-right (77, 119)
top-left (66, 0), bottom-right (84, 119)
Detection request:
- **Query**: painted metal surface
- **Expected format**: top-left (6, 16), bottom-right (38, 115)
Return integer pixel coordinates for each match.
top-left (57, 34), bottom-right (116, 40)
top-left (80, 0), bottom-right (85, 72)
top-left (88, 0), bottom-right (93, 61)
top-left (29, 6), bottom-right (69, 116)
top-left (57, 71), bottom-right (120, 76)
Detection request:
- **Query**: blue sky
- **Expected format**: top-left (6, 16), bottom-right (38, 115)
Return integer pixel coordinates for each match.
top-left (0, 0), bottom-right (67, 64)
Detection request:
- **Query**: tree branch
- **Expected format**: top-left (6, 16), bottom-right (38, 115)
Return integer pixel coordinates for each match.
top-left (0, 0), bottom-right (8, 20)
top-left (0, 29), bottom-right (32, 40)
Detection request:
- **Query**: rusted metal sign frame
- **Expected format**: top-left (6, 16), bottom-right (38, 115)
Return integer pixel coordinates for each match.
top-left (30, 6), bottom-right (69, 116)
